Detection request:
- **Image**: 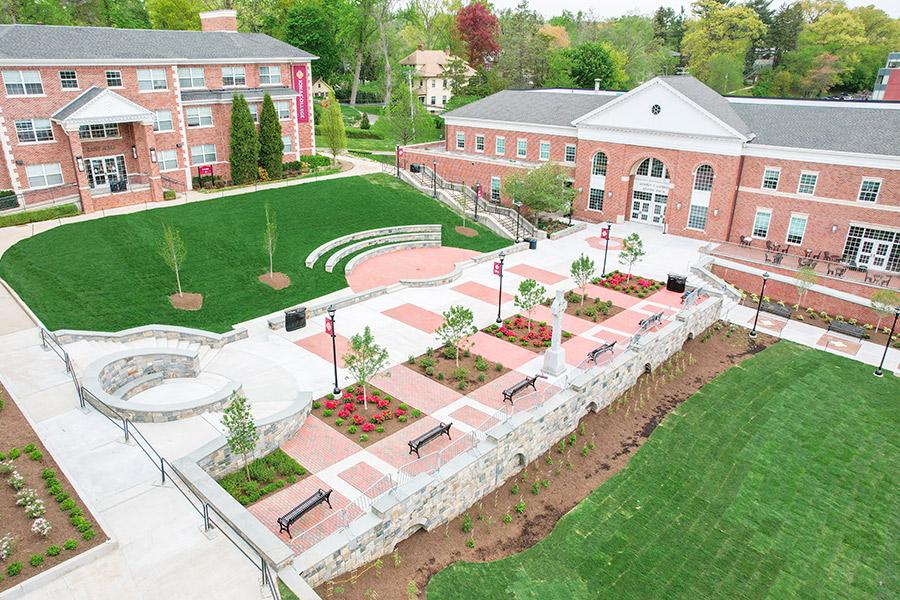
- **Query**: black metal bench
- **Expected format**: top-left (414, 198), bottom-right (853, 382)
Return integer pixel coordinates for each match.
top-left (638, 312), bottom-right (663, 331)
top-left (827, 320), bottom-right (865, 339)
top-left (408, 422), bottom-right (452, 458)
top-left (681, 287), bottom-right (705, 304)
top-left (278, 488), bottom-right (332, 537)
top-left (587, 342), bottom-right (616, 364)
top-left (502, 374), bottom-right (543, 404)
top-left (760, 301), bottom-right (792, 320)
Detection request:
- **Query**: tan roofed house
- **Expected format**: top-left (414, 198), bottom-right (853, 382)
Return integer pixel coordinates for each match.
top-left (399, 44), bottom-right (475, 111)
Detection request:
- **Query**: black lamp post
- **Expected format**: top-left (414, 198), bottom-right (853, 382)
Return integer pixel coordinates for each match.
top-left (749, 272), bottom-right (770, 339)
top-left (495, 251), bottom-right (506, 323)
top-left (395, 144), bottom-right (400, 178)
top-left (432, 160), bottom-right (437, 198)
top-left (601, 221), bottom-right (612, 277)
top-left (475, 181), bottom-right (482, 219)
top-left (569, 189), bottom-right (580, 226)
top-left (327, 305), bottom-right (340, 395)
top-left (874, 306), bottom-right (900, 377)
top-left (514, 201), bottom-right (522, 242)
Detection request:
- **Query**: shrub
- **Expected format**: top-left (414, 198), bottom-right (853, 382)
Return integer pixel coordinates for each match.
top-left (442, 345), bottom-right (457, 360)
top-left (348, 425), bottom-right (358, 434)
top-left (0, 204), bottom-right (80, 229)
top-left (24, 443), bottom-right (36, 453)
top-left (7, 562), bottom-right (22, 577)
top-left (411, 409), bottom-right (422, 418)
top-left (418, 356), bottom-right (434, 369)
top-left (461, 513), bottom-right (472, 533)
top-left (8, 448), bottom-right (20, 460)
top-left (437, 372), bottom-right (444, 381)
top-left (322, 409), bottom-right (333, 417)
top-left (478, 373), bottom-right (486, 382)
top-left (474, 355), bottom-right (489, 372)
top-left (335, 418), bottom-right (344, 427)
top-left (63, 539), bottom-right (77, 551)
top-left (82, 529), bottom-right (96, 541)
top-left (452, 367), bottom-right (468, 382)
top-left (41, 468), bottom-right (55, 480)
top-left (398, 415), bottom-right (407, 422)
top-left (300, 155), bottom-right (332, 169)
top-left (495, 362), bottom-right (503, 372)
top-left (502, 513), bottom-right (512, 524)
top-left (30, 554), bottom-right (44, 567)
top-left (46, 545), bottom-right (61, 557)
top-left (44, 477), bottom-right (59, 489)
top-left (465, 538), bottom-right (475, 548)
top-left (375, 426), bottom-right (385, 433)
top-left (27, 451), bottom-right (40, 463)
top-left (163, 189), bottom-right (177, 200)
top-left (515, 500), bottom-right (526, 514)
top-left (359, 434), bottom-right (369, 442)
top-left (425, 366), bottom-right (435, 376)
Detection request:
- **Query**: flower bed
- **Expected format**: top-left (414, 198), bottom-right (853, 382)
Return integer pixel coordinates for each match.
top-left (311, 385), bottom-right (424, 448)
top-left (407, 346), bottom-right (511, 393)
top-left (484, 315), bottom-right (572, 351)
top-left (217, 449), bottom-right (308, 506)
top-left (591, 270), bottom-right (663, 298)
top-left (548, 291), bottom-right (624, 324)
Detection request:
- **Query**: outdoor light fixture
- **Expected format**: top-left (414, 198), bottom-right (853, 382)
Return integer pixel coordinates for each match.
top-left (601, 221), bottom-right (612, 277)
top-left (432, 160), bottom-right (437, 199)
top-left (495, 251), bottom-right (506, 323)
top-left (713, 208), bottom-right (719, 217)
top-left (326, 305), bottom-right (340, 395)
top-left (873, 305), bottom-right (900, 377)
top-left (150, 148), bottom-right (157, 163)
top-left (131, 145), bottom-right (137, 159)
top-left (749, 271), bottom-right (770, 339)
top-left (75, 156), bottom-right (84, 172)
top-left (831, 224), bottom-right (838, 233)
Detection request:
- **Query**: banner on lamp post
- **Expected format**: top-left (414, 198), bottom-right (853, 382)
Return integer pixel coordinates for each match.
top-left (600, 227), bottom-right (609, 240)
top-left (325, 317), bottom-right (333, 336)
top-left (493, 261), bottom-right (502, 276)
top-left (291, 64), bottom-right (310, 124)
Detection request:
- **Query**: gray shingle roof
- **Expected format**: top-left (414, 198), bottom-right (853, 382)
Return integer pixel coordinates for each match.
top-left (443, 89), bottom-right (619, 128)
top-left (181, 86), bottom-right (297, 103)
top-left (658, 76), bottom-right (753, 136)
top-left (0, 24), bottom-right (314, 63)
top-left (52, 86), bottom-right (104, 121)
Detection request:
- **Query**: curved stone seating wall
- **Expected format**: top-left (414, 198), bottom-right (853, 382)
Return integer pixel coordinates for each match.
top-left (324, 232), bottom-right (441, 273)
top-left (54, 324), bottom-right (247, 349)
top-left (305, 224), bottom-right (441, 268)
top-left (344, 240), bottom-right (442, 276)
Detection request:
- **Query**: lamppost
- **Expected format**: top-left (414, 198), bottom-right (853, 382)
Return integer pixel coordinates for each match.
top-left (474, 181), bottom-right (480, 220)
top-left (514, 201), bottom-right (522, 242)
top-left (326, 305), bottom-right (340, 395)
top-left (432, 160), bottom-right (437, 198)
top-left (749, 272), bottom-right (769, 339)
top-left (874, 305), bottom-right (900, 377)
top-left (495, 251), bottom-right (506, 323)
top-left (569, 189), bottom-right (580, 226)
top-left (601, 221), bottom-right (612, 277)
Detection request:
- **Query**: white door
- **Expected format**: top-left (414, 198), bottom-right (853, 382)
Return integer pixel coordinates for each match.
top-left (857, 240), bottom-right (893, 270)
top-left (86, 155), bottom-right (126, 191)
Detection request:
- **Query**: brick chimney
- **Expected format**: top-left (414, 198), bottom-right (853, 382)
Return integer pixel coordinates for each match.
top-left (418, 42), bottom-right (425, 51)
top-left (200, 9), bottom-right (238, 32)
top-left (594, 78), bottom-right (601, 92)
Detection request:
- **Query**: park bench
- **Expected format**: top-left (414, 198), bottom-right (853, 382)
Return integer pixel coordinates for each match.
top-left (827, 320), bottom-right (865, 339)
top-left (587, 342), bottom-right (616, 364)
top-left (681, 287), bottom-right (705, 304)
top-left (408, 422), bottom-right (452, 458)
top-left (278, 488), bottom-right (332, 537)
top-left (502, 374), bottom-right (544, 404)
top-left (760, 301), bottom-right (792, 320)
top-left (638, 312), bottom-right (664, 331)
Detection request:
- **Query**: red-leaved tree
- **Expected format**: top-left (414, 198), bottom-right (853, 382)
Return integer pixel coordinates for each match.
top-left (455, 1), bottom-right (500, 68)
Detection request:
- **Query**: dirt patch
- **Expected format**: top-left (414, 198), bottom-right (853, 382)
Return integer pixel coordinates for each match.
top-left (315, 322), bottom-right (777, 599)
top-left (454, 226), bottom-right (478, 238)
top-left (407, 348), bottom-right (511, 394)
top-left (168, 292), bottom-right (203, 311)
top-left (259, 272), bottom-right (291, 290)
top-left (0, 385), bottom-right (105, 592)
top-left (311, 386), bottom-right (425, 449)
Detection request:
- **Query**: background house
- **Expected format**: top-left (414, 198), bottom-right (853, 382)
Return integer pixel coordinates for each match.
top-left (398, 45), bottom-right (475, 112)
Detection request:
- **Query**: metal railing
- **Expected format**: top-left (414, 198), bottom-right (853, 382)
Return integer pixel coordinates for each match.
top-left (40, 328), bottom-right (83, 406)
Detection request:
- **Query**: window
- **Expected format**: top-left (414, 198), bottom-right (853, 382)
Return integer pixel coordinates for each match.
top-left (3, 71), bottom-right (43, 96)
top-left (592, 152), bottom-right (607, 176)
top-left (222, 66), bottom-right (246, 87)
top-left (190, 144), bottom-right (217, 165)
top-left (431, 96), bottom-right (436, 105)
top-left (455, 131), bottom-right (465, 150)
top-left (25, 163), bottom-right (62, 188)
top-left (431, 79), bottom-right (436, 88)
top-left (858, 178), bottom-right (881, 203)
top-left (248, 104), bottom-right (259, 123)
top-left (564, 144), bottom-right (576, 163)
top-left (15, 119), bottom-right (53, 143)
top-left (186, 107), bottom-right (213, 128)
top-left (762, 167), bottom-right (780, 190)
top-left (178, 67), bottom-right (205, 89)
top-left (475, 135), bottom-right (485, 152)
top-left (157, 149), bottom-right (178, 172)
top-left (752, 209), bottom-right (771, 238)
top-left (495, 136), bottom-right (505, 155)
top-left (282, 135), bottom-right (293, 153)
top-left (786, 214), bottom-right (808, 245)
top-left (78, 123), bottom-right (119, 140)
top-left (588, 188), bottom-right (604, 211)
top-left (136, 69), bottom-right (167, 91)
top-left (539, 141), bottom-right (550, 161)
top-left (105, 70), bottom-right (123, 88)
top-left (59, 70), bottom-right (78, 89)
top-left (259, 66), bottom-right (281, 85)
top-left (153, 110), bottom-right (173, 132)
top-left (442, 95), bottom-right (447, 104)
top-left (490, 176), bottom-right (501, 201)
top-left (797, 172), bottom-right (817, 195)
top-left (275, 101), bottom-right (290, 120)
top-left (636, 157), bottom-right (667, 178)
top-left (516, 139), bottom-right (527, 158)
top-left (687, 205), bottom-right (708, 230)
top-left (693, 165), bottom-right (714, 191)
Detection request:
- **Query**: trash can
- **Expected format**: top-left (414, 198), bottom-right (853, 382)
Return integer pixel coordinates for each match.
top-left (410, 163), bottom-right (422, 173)
top-left (666, 274), bottom-right (687, 293)
top-left (527, 238), bottom-right (538, 250)
top-left (285, 307), bottom-right (307, 332)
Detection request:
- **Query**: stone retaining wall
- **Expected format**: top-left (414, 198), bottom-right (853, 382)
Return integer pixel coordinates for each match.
top-left (54, 324), bottom-right (248, 348)
top-left (306, 225), bottom-right (441, 268)
top-left (548, 221), bottom-right (588, 240)
top-left (97, 351), bottom-right (198, 393)
top-left (327, 233), bottom-right (442, 273)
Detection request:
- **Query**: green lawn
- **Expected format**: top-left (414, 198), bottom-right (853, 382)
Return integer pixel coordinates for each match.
top-left (0, 174), bottom-right (506, 333)
top-left (428, 342), bottom-right (899, 600)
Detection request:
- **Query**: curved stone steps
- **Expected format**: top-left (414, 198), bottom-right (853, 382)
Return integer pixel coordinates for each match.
top-left (305, 224), bottom-right (441, 269)
top-left (344, 240), bottom-right (442, 276)
top-left (324, 232), bottom-right (441, 273)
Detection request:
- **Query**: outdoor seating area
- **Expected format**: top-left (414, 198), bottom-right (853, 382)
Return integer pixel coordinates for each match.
top-left (587, 342), bottom-right (616, 364)
top-left (827, 319), bottom-right (866, 340)
top-left (502, 374), bottom-right (543, 405)
top-left (760, 301), bottom-right (793, 320)
top-left (408, 422), bottom-right (453, 458)
top-left (278, 488), bottom-right (333, 537)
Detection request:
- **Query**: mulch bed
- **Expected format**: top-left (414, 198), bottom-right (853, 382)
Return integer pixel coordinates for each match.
top-left (315, 322), bottom-right (777, 599)
top-left (259, 272), bottom-right (291, 290)
top-left (407, 348), bottom-right (511, 394)
top-left (0, 385), bottom-right (105, 592)
top-left (169, 292), bottom-right (203, 311)
top-left (537, 219), bottom-right (571, 235)
top-left (311, 385), bottom-right (424, 448)
top-left (591, 270), bottom-right (663, 299)
top-left (482, 314), bottom-right (572, 353)
top-left (454, 226), bottom-right (478, 238)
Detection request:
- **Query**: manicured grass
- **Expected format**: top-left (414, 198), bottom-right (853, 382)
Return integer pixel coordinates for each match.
top-left (428, 342), bottom-right (899, 599)
top-left (349, 150), bottom-right (396, 166)
top-left (0, 174), bottom-right (506, 333)
top-left (0, 204), bottom-right (80, 228)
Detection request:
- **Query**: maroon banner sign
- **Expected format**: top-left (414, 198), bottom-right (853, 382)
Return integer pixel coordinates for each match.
top-left (493, 261), bottom-right (502, 276)
top-left (197, 164), bottom-right (213, 177)
top-left (291, 64), bottom-right (310, 124)
top-left (325, 317), bottom-right (333, 336)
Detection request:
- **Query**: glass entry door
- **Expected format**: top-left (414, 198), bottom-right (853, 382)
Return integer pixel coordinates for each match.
top-left (631, 190), bottom-right (667, 226)
top-left (86, 155), bottom-right (126, 191)
top-left (857, 240), bottom-right (893, 270)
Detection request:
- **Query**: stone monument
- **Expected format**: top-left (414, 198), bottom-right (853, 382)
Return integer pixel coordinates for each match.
top-left (542, 289), bottom-right (567, 376)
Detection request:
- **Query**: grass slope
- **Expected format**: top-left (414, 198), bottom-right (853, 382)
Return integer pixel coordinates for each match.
top-left (0, 174), bottom-right (506, 333)
top-left (428, 342), bottom-right (899, 600)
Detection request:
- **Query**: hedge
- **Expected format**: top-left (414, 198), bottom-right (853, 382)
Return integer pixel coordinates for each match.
top-left (0, 204), bottom-right (80, 228)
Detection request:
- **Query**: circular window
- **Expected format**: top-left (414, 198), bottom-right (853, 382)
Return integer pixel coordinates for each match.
top-left (651, 104), bottom-right (661, 115)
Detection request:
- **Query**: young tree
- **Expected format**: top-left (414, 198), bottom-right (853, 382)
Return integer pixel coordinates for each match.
top-left (455, 1), bottom-right (500, 68)
top-left (382, 78), bottom-right (433, 145)
top-left (870, 289), bottom-right (899, 332)
top-left (570, 254), bottom-right (596, 305)
top-left (221, 393), bottom-right (259, 482)
top-left (262, 203), bottom-right (277, 277)
top-left (617, 233), bottom-right (646, 280)
top-left (435, 305), bottom-right (477, 367)
top-left (568, 41), bottom-right (628, 90)
top-left (319, 91), bottom-right (346, 165)
top-left (794, 265), bottom-right (818, 307)
top-left (501, 163), bottom-right (575, 230)
top-left (258, 94), bottom-right (284, 179)
top-left (342, 326), bottom-right (390, 410)
top-left (229, 94), bottom-right (260, 185)
top-left (159, 224), bottom-right (186, 297)
top-left (514, 278), bottom-right (546, 331)
top-left (704, 53), bottom-right (746, 94)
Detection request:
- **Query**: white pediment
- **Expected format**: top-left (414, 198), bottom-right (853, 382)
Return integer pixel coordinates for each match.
top-left (53, 87), bottom-right (155, 129)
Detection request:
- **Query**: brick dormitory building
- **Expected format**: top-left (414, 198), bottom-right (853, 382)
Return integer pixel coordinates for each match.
top-left (0, 9), bottom-right (315, 212)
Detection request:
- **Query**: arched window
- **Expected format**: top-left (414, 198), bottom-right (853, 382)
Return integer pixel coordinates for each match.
top-left (693, 164), bottom-right (714, 191)
top-left (636, 158), bottom-right (668, 179)
top-left (592, 152), bottom-right (608, 176)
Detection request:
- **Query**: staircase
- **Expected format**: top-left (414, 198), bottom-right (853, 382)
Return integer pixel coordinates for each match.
top-left (63, 335), bottom-right (222, 372)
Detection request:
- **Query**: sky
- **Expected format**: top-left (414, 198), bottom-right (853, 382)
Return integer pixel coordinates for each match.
top-left (490, 0), bottom-right (900, 19)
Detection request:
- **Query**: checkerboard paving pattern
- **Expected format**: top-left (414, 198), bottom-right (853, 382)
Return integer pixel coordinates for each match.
top-left (507, 263), bottom-right (567, 285)
top-left (382, 303), bottom-right (444, 333)
top-left (366, 415), bottom-right (453, 470)
top-left (816, 333), bottom-right (861, 356)
top-left (371, 364), bottom-right (462, 414)
top-left (746, 314), bottom-right (788, 334)
top-left (452, 281), bottom-right (513, 305)
top-left (467, 369), bottom-right (559, 413)
top-left (561, 334), bottom-right (619, 366)
top-left (337, 460), bottom-right (392, 498)
top-left (530, 303), bottom-right (595, 335)
top-left (448, 403), bottom-right (500, 431)
top-left (295, 332), bottom-right (350, 367)
top-left (584, 284), bottom-right (643, 308)
top-left (281, 415), bottom-right (361, 473)
top-left (601, 306), bottom-right (671, 335)
top-left (468, 331), bottom-right (537, 370)
top-left (588, 327), bottom-right (631, 345)
top-left (586, 236), bottom-right (624, 251)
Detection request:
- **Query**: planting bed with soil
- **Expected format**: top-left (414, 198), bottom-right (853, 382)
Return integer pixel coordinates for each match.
top-left (553, 290), bottom-right (624, 324)
top-left (217, 449), bottom-right (308, 506)
top-left (407, 347), bottom-right (511, 394)
top-left (311, 385), bottom-right (424, 448)
top-left (591, 270), bottom-right (663, 298)
top-left (483, 315), bottom-right (572, 352)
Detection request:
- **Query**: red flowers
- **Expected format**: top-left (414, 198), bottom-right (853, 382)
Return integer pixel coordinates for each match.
top-left (395, 408), bottom-right (406, 417)
top-left (353, 414), bottom-right (365, 425)
top-left (369, 409), bottom-right (393, 424)
top-left (361, 423), bottom-right (375, 433)
top-left (324, 400), bottom-right (338, 410)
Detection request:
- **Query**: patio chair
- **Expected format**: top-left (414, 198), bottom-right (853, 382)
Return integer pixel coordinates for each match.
top-left (880, 276), bottom-right (892, 288)
top-left (772, 253), bottom-right (784, 265)
top-left (835, 266), bottom-right (847, 278)
top-left (740, 236), bottom-right (752, 247)
top-left (765, 240), bottom-right (775, 251)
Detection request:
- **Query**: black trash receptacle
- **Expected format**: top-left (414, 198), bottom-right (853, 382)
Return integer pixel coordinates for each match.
top-left (410, 163), bottom-right (422, 173)
top-left (528, 238), bottom-right (538, 250)
top-left (666, 274), bottom-right (687, 293)
top-left (285, 307), bottom-right (307, 332)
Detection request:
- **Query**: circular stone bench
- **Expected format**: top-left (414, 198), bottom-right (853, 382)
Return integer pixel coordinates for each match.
top-left (324, 232), bottom-right (441, 273)
top-left (344, 240), bottom-right (442, 276)
top-left (305, 224), bottom-right (441, 269)
top-left (81, 349), bottom-right (241, 423)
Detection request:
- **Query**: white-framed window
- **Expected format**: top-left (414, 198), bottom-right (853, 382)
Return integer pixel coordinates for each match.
top-left (25, 162), bottom-right (63, 188)
top-left (752, 209), bottom-right (771, 238)
top-left (105, 70), bottom-right (123, 88)
top-left (475, 135), bottom-right (485, 152)
top-left (186, 106), bottom-right (213, 128)
top-left (592, 152), bottom-right (607, 176)
top-left (797, 171), bottom-right (817, 195)
top-left (153, 110), bottom-right (173, 132)
top-left (78, 123), bottom-right (119, 140)
top-left (3, 70), bottom-right (43, 96)
top-left (588, 188), bottom-right (603, 211)
top-left (761, 167), bottom-right (780, 190)
top-left (455, 131), bottom-right (465, 150)
top-left (190, 144), bottom-right (217, 165)
top-left (786, 214), bottom-right (808, 245)
top-left (516, 139), bottom-right (527, 158)
top-left (858, 178), bottom-right (881, 203)
top-left (693, 164), bottom-right (714, 191)
top-left (222, 66), bottom-right (246, 87)
top-left (431, 79), bottom-right (436, 88)
top-left (248, 104), bottom-right (259, 123)
top-left (59, 70), bottom-right (78, 90)
top-left (274, 101), bottom-right (290, 120)
top-left (282, 135), bottom-right (293, 153)
top-left (157, 149), bottom-right (179, 172)
top-left (259, 66), bottom-right (281, 85)
top-left (178, 67), bottom-right (205, 89)
top-left (539, 141), bottom-right (550, 161)
top-left (442, 95), bottom-right (447, 104)
top-left (495, 136), bottom-right (505, 155)
top-left (564, 144), bottom-right (576, 163)
top-left (430, 96), bottom-right (436, 105)
top-left (687, 205), bottom-right (708, 230)
top-left (137, 69), bottom-right (167, 91)
top-left (15, 118), bottom-right (53, 143)
top-left (490, 176), bottom-right (501, 201)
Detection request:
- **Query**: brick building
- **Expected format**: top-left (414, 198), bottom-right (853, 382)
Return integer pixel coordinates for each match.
top-left (872, 52), bottom-right (900, 101)
top-left (0, 10), bottom-right (315, 213)
top-left (402, 76), bottom-right (900, 275)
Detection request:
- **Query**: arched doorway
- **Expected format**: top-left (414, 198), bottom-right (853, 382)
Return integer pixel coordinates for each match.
top-left (630, 158), bottom-right (670, 227)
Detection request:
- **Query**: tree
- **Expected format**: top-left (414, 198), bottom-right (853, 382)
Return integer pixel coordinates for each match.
top-left (456, 1), bottom-right (500, 68)
top-left (495, 0), bottom-right (550, 88)
top-left (794, 265), bottom-right (817, 307)
top-left (617, 233), bottom-right (645, 280)
top-left (0, 0), bottom-right (72, 25)
top-left (342, 326), bottom-right (390, 410)
top-left (435, 305), bottom-right (477, 367)
top-left (159, 224), bottom-right (186, 297)
top-left (539, 24), bottom-right (570, 49)
top-left (443, 56), bottom-right (472, 96)
top-left (870, 289), bottom-right (899, 332)
top-left (374, 0), bottom-right (395, 106)
top-left (570, 254), bottom-right (596, 305)
top-left (544, 48), bottom-right (576, 88)
top-left (652, 6), bottom-right (686, 50)
top-left (501, 163), bottom-right (575, 230)
top-left (681, 0), bottom-right (767, 81)
top-left (262, 203), bottom-right (277, 277)
top-left (319, 91), bottom-right (346, 164)
top-left (769, 2), bottom-right (805, 66)
top-left (568, 41), bottom-right (627, 89)
top-left (382, 78), bottom-right (433, 145)
top-left (704, 53), bottom-right (745, 93)
top-left (258, 94), bottom-right (283, 179)
top-left (597, 15), bottom-right (674, 86)
top-left (514, 278), bottom-right (546, 331)
top-left (146, 0), bottom-right (201, 30)
top-left (229, 94), bottom-right (260, 185)
top-left (348, 0), bottom-right (377, 105)
top-left (221, 393), bottom-right (259, 482)
top-left (284, 0), bottom-right (341, 80)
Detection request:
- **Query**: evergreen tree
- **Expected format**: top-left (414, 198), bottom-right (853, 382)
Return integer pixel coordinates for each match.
top-left (258, 93), bottom-right (283, 179)
top-left (229, 94), bottom-right (260, 185)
